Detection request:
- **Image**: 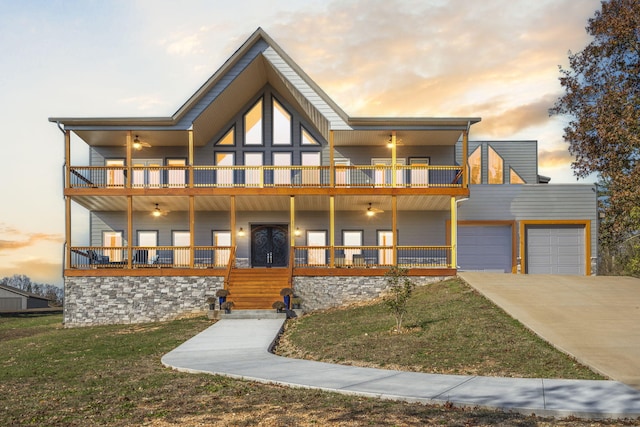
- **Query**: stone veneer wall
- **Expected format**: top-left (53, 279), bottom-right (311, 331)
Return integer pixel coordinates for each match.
top-left (293, 276), bottom-right (448, 312)
top-left (64, 276), bottom-right (224, 327)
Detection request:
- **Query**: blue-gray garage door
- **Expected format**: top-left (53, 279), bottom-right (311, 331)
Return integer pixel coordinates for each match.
top-left (458, 225), bottom-right (512, 273)
top-left (526, 225), bottom-right (585, 275)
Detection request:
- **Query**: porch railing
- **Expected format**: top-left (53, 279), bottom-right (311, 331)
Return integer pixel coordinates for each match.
top-left (70, 246), bottom-right (233, 269)
top-left (293, 245), bottom-right (452, 268)
top-left (69, 245), bottom-right (452, 270)
top-left (68, 165), bottom-right (463, 189)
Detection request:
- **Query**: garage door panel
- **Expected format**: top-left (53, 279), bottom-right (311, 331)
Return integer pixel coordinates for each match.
top-left (526, 225), bottom-right (585, 275)
top-left (458, 225), bottom-right (512, 273)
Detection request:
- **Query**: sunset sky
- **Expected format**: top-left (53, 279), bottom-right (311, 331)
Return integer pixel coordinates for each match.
top-left (0, 0), bottom-right (601, 285)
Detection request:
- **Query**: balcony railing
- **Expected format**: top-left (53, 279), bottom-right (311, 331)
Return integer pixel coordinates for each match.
top-left (69, 245), bottom-right (452, 270)
top-left (68, 165), bottom-right (463, 189)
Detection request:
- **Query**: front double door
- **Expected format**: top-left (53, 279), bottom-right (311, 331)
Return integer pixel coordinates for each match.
top-left (251, 224), bottom-right (288, 267)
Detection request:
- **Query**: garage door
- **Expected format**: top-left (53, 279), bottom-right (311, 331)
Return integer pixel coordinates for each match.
top-left (458, 225), bottom-right (512, 272)
top-left (526, 225), bottom-right (585, 275)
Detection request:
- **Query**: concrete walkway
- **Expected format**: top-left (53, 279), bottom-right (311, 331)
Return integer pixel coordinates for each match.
top-left (459, 273), bottom-right (640, 389)
top-left (162, 316), bottom-right (640, 419)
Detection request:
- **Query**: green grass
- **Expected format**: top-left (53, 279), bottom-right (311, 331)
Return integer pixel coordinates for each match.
top-left (277, 278), bottom-right (602, 380)
top-left (0, 296), bottom-right (628, 426)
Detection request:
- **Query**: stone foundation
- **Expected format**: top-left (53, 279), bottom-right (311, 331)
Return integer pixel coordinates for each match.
top-left (293, 276), bottom-right (447, 312)
top-left (64, 276), bottom-right (224, 327)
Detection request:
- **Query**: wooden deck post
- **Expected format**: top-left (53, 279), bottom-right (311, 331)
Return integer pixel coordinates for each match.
top-left (329, 195), bottom-right (335, 267)
top-left (127, 195), bottom-right (133, 269)
top-left (230, 195), bottom-right (236, 249)
top-left (392, 195), bottom-right (397, 264)
top-left (126, 131), bottom-right (132, 188)
top-left (391, 130), bottom-right (397, 187)
top-left (329, 130), bottom-right (335, 188)
top-left (65, 196), bottom-right (71, 269)
top-left (189, 195), bottom-right (195, 268)
top-left (188, 128), bottom-right (194, 188)
top-left (462, 128), bottom-right (469, 189)
top-left (450, 196), bottom-right (457, 269)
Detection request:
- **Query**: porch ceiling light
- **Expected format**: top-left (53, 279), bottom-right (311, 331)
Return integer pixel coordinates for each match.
top-left (152, 203), bottom-right (163, 217)
top-left (367, 203), bottom-right (383, 216)
top-left (132, 135), bottom-right (151, 151)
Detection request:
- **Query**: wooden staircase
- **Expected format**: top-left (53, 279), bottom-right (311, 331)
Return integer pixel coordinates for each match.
top-left (226, 268), bottom-right (289, 309)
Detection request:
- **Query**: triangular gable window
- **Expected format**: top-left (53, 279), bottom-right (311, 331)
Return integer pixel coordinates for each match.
top-left (216, 127), bottom-right (234, 146)
top-left (488, 146), bottom-right (504, 184)
top-left (301, 127), bottom-right (320, 145)
top-left (468, 146), bottom-right (481, 184)
top-left (510, 167), bottom-right (526, 184)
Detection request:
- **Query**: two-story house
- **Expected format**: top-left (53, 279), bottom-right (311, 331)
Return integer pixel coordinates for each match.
top-left (50, 28), bottom-right (597, 326)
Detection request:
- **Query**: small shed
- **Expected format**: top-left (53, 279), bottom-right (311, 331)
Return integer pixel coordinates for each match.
top-left (0, 284), bottom-right (51, 311)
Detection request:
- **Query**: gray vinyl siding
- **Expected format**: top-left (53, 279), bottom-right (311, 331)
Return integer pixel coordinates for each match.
top-left (262, 46), bottom-right (349, 131)
top-left (335, 145), bottom-right (454, 166)
top-left (458, 184), bottom-right (598, 259)
top-left (456, 141), bottom-right (538, 184)
top-left (92, 210), bottom-right (448, 259)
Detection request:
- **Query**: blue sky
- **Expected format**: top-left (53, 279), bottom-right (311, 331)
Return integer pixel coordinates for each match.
top-left (0, 0), bottom-right (601, 285)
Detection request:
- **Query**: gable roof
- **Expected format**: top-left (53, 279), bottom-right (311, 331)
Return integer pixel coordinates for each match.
top-left (0, 284), bottom-right (52, 301)
top-left (50, 28), bottom-right (480, 146)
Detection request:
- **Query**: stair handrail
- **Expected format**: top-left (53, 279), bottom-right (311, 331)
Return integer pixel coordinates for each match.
top-left (224, 246), bottom-right (236, 288)
top-left (287, 254), bottom-right (294, 289)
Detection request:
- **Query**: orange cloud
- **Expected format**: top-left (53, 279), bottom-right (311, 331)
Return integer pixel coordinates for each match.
top-left (0, 258), bottom-right (62, 285)
top-left (538, 147), bottom-right (575, 169)
top-left (0, 232), bottom-right (63, 252)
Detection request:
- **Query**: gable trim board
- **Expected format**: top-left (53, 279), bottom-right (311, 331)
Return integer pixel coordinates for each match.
top-left (519, 220), bottom-right (591, 276)
top-left (447, 220), bottom-right (517, 273)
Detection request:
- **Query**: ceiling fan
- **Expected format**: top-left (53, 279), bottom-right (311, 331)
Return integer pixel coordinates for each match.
top-left (366, 203), bottom-right (384, 216)
top-left (387, 134), bottom-right (403, 147)
top-left (151, 203), bottom-right (169, 217)
top-left (124, 135), bottom-right (152, 150)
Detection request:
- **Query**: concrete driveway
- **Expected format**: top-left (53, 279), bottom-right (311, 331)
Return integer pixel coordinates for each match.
top-left (458, 273), bottom-right (640, 389)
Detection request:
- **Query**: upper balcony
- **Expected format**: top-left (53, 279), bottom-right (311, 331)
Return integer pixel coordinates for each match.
top-left (67, 164), bottom-right (464, 191)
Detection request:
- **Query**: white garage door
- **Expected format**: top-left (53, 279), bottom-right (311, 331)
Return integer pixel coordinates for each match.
top-left (458, 225), bottom-right (512, 273)
top-left (526, 225), bottom-right (585, 275)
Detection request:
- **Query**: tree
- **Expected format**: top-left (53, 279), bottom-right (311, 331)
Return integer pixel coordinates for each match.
top-left (550, 0), bottom-right (640, 264)
top-left (383, 266), bottom-right (416, 333)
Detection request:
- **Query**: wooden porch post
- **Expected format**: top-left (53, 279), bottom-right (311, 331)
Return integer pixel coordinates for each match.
top-left (230, 196), bottom-right (236, 248)
top-left (126, 131), bottom-right (132, 188)
top-left (189, 195), bottom-right (195, 268)
top-left (65, 197), bottom-right (71, 269)
top-left (450, 196), bottom-right (457, 269)
top-left (392, 195), bottom-right (397, 265)
top-left (290, 196), bottom-right (295, 248)
top-left (329, 130), bottom-right (335, 188)
top-left (188, 128), bottom-right (194, 188)
top-left (329, 196), bottom-right (335, 267)
top-left (462, 128), bottom-right (469, 189)
top-left (64, 130), bottom-right (71, 189)
top-left (127, 195), bottom-right (133, 269)
top-left (391, 130), bottom-right (397, 187)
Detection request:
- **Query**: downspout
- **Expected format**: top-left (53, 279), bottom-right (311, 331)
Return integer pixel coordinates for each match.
top-left (56, 121), bottom-right (67, 280)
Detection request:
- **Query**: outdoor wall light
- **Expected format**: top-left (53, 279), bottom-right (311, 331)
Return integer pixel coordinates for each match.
top-left (294, 227), bottom-right (302, 237)
top-left (237, 227), bottom-right (246, 237)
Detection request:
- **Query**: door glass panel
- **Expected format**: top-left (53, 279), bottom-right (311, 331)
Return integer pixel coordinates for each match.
top-left (372, 158), bottom-right (405, 187)
top-left (343, 230), bottom-right (362, 265)
top-left (213, 231), bottom-right (231, 266)
top-left (137, 231), bottom-right (157, 263)
top-left (132, 159), bottom-right (162, 188)
top-left (307, 231), bottom-right (327, 265)
top-left (410, 158), bottom-right (429, 187)
top-left (215, 152), bottom-right (234, 187)
top-left (173, 231), bottom-right (190, 266)
top-left (378, 230), bottom-right (393, 265)
top-left (167, 159), bottom-right (186, 187)
top-left (273, 152), bottom-right (291, 186)
top-left (106, 159), bottom-right (125, 187)
top-left (301, 152), bottom-right (321, 185)
top-left (244, 152), bottom-right (263, 187)
top-left (102, 231), bottom-right (123, 262)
